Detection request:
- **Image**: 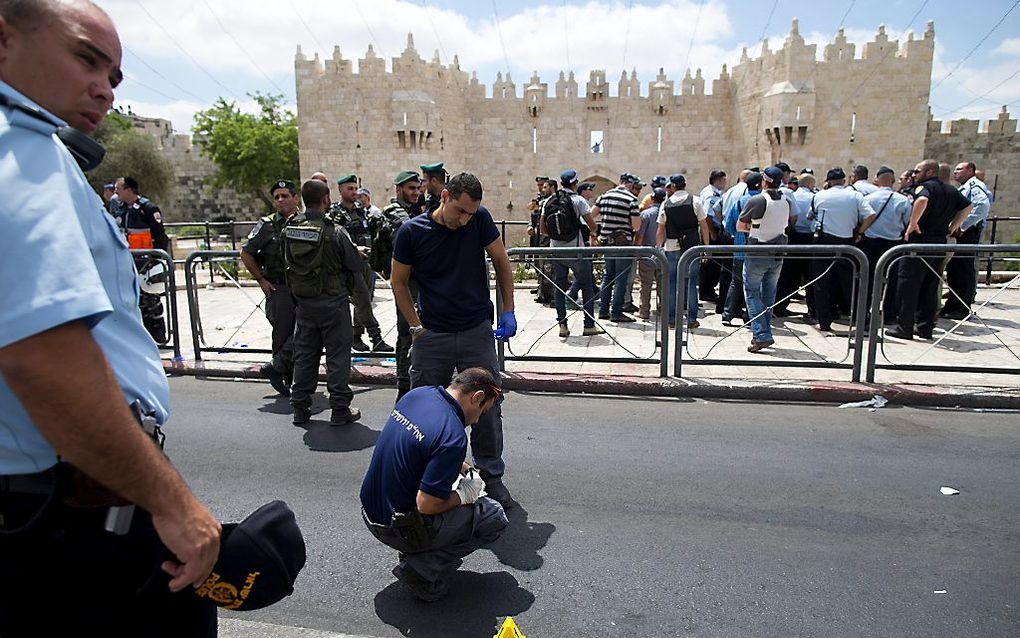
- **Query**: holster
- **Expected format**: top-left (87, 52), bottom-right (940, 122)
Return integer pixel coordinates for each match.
top-left (391, 510), bottom-right (433, 552)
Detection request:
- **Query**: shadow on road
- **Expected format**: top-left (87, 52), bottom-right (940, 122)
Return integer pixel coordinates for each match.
top-left (374, 570), bottom-right (534, 638)
top-left (299, 421), bottom-right (379, 453)
top-left (487, 503), bottom-right (555, 571)
top-left (256, 393), bottom-right (330, 415)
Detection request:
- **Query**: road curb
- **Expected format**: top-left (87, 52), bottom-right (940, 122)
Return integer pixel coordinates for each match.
top-left (163, 360), bottom-right (1019, 409)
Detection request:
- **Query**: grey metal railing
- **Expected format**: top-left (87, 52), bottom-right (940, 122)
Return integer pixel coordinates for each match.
top-left (866, 243), bottom-right (1020, 382)
top-left (675, 244), bottom-right (869, 382)
top-left (501, 246), bottom-right (671, 377)
top-left (131, 249), bottom-right (181, 360)
top-left (984, 216), bottom-right (1020, 284)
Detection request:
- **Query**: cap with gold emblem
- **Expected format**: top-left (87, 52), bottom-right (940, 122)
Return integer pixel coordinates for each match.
top-left (419, 162), bottom-right (446, 176)
top-left (394, 170), bottom-right (420, 185)
top-left (336, 173), bottom-right (358, 185)
top-left (270, 180), bottom-right (296, 194)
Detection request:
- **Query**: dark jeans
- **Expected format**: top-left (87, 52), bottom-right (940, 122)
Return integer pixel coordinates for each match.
top-left (394, 280), bottom-right (420, 393)
top-left (896, 237), bottom-right (946, 337)
top-left (861, 237), bottom-right (902, 323)
top-left (410, 321), bottom-right (505, 481)
top-left (943, 224), bottom-right (983, 314)
top-left (599, 255), bottom-right (634, 317)
top-left (265, 282), bottom-right (296, 376)
top-left (363, 498), bottom-right (507, 584)
top-left (554, 257), bottom-right (596, 327)
top-left (0, 493), bottom-right (216, 637)
top-left (291, 295), bottom-right (353, 411)
top-left (811, 233), bottom-right (855, 330)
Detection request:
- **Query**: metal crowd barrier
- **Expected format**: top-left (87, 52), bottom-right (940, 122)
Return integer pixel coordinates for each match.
top-left (675, 244), bottom-right (870, 382)
top-left (984, 216), bottom-right (1020, 285)
top-left (130, 249), bottom-right (181, 360)
top-left (866, 243), bottom-right (1020, 382)
top-left (183, 250), bottom-right (399, 362)
top-left (501, 246), bottom-right (671, 377)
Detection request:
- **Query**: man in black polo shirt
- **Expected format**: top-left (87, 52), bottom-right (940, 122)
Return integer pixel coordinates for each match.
top-left (887, 159), bottom-right (973, 340)
top-left (360, 367), bottom-right (508, 601)
top-left (390, 173), bottom-right (518, 509)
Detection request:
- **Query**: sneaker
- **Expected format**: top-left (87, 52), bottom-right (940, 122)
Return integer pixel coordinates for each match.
top-left (259, 363), bottom-right (289, 396)
top-left (372, 338), bottom-right (394, 352)
top-left (700, 292), bottom-right (720, 302)
top-left (939, 309), bottom-right (968, 320)
top-left (292, 406), bottom-right (311, 425)
top-left (747, 339), bottom-right (774, 353)
top-left (351, 337), bottom-right (370, 352)
top-left (772, 307), bottom-right (793, 318)
top-left (330, 407), bottom-right (362, 426)
top-left (610, 314), bottom-right (636, 323)
top-left (391, 564), bottom-right (449, 602)
top-left (558, 323), bottom-right (569, 338)
top-left (582, 325), bottom-right (606, 336)
top-left (687, 320), bottom-right (700, 329)
top-left (597, 312), bottom-right (611, 320)
top-left (623, 303), bottom-right (640, 314)
top-left (484, 479), bottom-right (517, 510)
top-left (885, 327), bottom-right (913, 340)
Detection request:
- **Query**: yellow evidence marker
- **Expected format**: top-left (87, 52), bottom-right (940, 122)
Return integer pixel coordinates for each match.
top-left (493, 616), bottom-right (525, 638)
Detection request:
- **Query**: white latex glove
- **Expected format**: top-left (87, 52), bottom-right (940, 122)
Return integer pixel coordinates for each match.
top-left (453, 469), bottom-right (485, 505)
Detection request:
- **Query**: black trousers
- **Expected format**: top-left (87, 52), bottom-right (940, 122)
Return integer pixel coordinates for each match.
top-left (811, 233), bottom-right (855, 330)
top-left (290, 295), bottom-right (353, 411)
top-left (714, 233), bottom-right (734, 315)
top-left (896, 237), bottom-right (947, 337)
top-left (943, 224), bottom-right (983, 314)
top-left (775, 230), bottom-right (815, 313)
top-left (265, 282), bottom-right (296, 377)
top-left (0, 492), bottom-right (216, 637)
top-left (699, 227), bottom-right (724, 299)
top-left (861, 237), bottom-right (902, 323)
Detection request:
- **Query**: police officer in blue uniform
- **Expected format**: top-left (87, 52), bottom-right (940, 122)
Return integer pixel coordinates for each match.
top-left (860, 167), bottom-right (912, 325)
top-left (0, 2), bottom-right (220, 634)
top-left (241, 179), bottom-right (300, 395)
top-left (942, 161), bottom-right (992, 319)
top-left (809, 167), bottom-right (876, 332)
top-left (283, 179), bottom-right (368, 426)
top-left (329, 173), bottom-right (393, 353)
top-left (886, 160), bottom-right (973, 340)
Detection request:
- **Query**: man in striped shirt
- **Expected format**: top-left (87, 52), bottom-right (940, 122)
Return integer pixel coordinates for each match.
top-left (593, 174), bottom-right (642, 322)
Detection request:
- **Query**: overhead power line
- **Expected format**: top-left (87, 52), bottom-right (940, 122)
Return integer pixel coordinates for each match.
top-left (122, 43), bottom-right (206, 103)
top-left (934, 66), bottom-right (1020, 118)
top-left (285, 0), bottom-right (327, 55)
top-left (681, 0), bottom-right (705, 76)
top-left (198, 0), bottom-right (289, 96)
top-left (132, 0), bottom-right (242, 101)
top-left (759, 0), bottom-right (780, 43)
top-left (930, 0), bottom-right (1020, 91)
top-left (353, 0), bottom-right (386, 59)
top-left (491, 0), bottom-right (513, 75)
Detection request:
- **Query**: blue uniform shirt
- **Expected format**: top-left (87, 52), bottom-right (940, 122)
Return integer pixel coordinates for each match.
top-left (360, 386), bottom-right (467, 525)
top-left (863, 187), bottom-right (912, 241)
top-left (958, 177), bottom-right (991, 231)
top-left (0, 81), bottom-right (170, 475)
top-left (792, 187), bottom-right (816, 233)
top-left (699, 184), bottom-right (723, 229)
top-left (392, 205), bottom-right (501, 333)
top-left (810, 185), bottom-right (874, 239)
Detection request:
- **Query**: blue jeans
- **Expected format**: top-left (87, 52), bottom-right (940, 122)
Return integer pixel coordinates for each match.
top-left (554, 257), bottom-right (596, 327)
top-left (666, 250), bottom-right (701, 323)
top-left (743, 256), bottom-right (783, 343)
top-left (599, 256), bottom-right (633, 317)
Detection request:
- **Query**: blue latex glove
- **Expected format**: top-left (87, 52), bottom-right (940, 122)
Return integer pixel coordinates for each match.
top-left (493, 311), bottom-right (517, 341)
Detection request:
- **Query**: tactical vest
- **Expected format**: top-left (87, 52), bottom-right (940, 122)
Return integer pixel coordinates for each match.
top-left (747, 193), bottom-right (791, 244)
top-left (282, 213), bottom-right (344, 298)
top-left (371, 200), bottom-right (413, 277)
top-left (332, 203), bottom-right (372, 247)
top-left (257, 213), bottom-right (289, 285)
top-left (663, 194), bottom-right (701, 250)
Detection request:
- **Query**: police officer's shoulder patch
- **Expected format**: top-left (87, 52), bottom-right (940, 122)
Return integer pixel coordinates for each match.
top-left (247, 219), bottom-right (265, 240)
top-left (914, 185), bottom-right (925, 195)
top-left (152, 211), bottom-right (162, 223)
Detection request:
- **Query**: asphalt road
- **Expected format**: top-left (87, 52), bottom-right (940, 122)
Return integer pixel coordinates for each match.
top-left (165, 377), bottom-right (1020, 637)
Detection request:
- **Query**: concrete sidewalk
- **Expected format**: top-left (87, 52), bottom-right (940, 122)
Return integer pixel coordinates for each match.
top-left (161, 275), bottom-right (1020, 407)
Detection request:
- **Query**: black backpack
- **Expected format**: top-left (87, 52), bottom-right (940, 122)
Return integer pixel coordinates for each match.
top-left (543, 190), bottom-right (580, 241)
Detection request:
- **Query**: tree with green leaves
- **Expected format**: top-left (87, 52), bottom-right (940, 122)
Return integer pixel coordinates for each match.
top-left (192, 92), bottom-right (299, 211)
top-left (88, 110), bottom-right (175, 204)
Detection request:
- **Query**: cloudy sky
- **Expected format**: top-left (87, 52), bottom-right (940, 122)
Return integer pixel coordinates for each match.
top-left (95, 0), bottom-right (1020, 133)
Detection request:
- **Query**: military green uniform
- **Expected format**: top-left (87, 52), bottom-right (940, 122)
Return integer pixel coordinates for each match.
top-left (376, 197), bottom-right (419, 397)
top-left (330, 201), bottom-right (388, 349)
top-left (282, 208), bottom-right (367, 419)
top-left (243, 211), bottom-right (296, 381)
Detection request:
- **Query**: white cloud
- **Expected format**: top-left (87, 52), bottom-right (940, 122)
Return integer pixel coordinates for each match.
top-left (993, 37), bottom-right (1020, 56)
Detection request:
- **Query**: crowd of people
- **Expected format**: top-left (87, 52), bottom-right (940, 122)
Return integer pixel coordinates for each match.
top-left (526, 158), bottom-right (992, 352)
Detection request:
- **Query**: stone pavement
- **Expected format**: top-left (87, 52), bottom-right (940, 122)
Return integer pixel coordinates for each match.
top-left (161, 266), bottom-right (1020, 406)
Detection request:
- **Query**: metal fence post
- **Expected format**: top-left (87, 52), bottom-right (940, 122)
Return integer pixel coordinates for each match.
top-left (184, 252), bottom-right (204, 361)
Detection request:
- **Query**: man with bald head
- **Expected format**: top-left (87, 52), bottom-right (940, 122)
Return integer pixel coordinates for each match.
top-left (0, 0), bottom-right (220, 634)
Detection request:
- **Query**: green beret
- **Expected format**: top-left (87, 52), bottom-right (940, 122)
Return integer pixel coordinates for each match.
top-left (270, 179), bottom-right (296, 194)
top-left (336, 173), bottom-right (358, 185)
top-left (534, 175), bottom-right (550, 182)
top-left (394, 170), bottom-right (421, 185)
top-left (419, 162), bottom-right (445, 175)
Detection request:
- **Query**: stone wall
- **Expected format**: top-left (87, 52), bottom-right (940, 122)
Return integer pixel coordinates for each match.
top-left (295, 20), bottom-right (936, 227)
top-left (924, 106), bottom-right (1018, 241)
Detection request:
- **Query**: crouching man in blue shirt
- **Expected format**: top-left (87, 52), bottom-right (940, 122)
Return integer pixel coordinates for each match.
top-left (360, 367), bottom-right (508, 601)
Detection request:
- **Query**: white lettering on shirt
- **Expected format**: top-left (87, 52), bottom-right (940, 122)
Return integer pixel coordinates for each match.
top-left (392, 409), bottom-right (425, 443)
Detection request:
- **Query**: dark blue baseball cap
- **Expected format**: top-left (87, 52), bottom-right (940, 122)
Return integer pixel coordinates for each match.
top-left (762, 166), bottom-right (784, 186)
top-left (652, 187), bottom-right (667, 202)
top-left (651, 175), bottom-right (666, 188)
top-left (669, 173), bottom-right (686, 187)
top-left (560, 169), bottom-right (578, 185)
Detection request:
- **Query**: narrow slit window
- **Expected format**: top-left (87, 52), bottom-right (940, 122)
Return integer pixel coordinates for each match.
top-left (851, 112), bottom-right (857, 135)
top-left (402, 112), bottom-right (408, 127)
top-left (532, 127), bottom-right (537, 154)
top-left (657, 126), bottom-right (662, 153)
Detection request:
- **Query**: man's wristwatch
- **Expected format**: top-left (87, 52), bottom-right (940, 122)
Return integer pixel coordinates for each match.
top-left (410, 325), bottom-right (426, 339)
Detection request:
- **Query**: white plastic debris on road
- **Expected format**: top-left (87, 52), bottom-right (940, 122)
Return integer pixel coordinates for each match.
top-left (933, 590), bottom-right (948, 594)
top-left (940, 486), bottom-right (960, 496)
top-left (838, 395), bottom-right (888, 409)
